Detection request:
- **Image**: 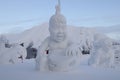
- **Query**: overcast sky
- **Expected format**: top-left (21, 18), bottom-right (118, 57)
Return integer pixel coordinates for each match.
top-left (0, 0), bottom-right (120, 34)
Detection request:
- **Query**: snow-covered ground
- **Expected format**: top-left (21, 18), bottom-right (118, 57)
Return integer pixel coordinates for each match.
top-left (0, 56), bottom-right (120, 80)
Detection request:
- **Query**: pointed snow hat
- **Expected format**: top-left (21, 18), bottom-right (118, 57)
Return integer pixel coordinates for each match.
top-left (49, 2), bottom-right (67, 27)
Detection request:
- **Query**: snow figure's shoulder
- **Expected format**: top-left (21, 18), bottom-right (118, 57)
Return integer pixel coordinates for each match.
top-left (38, 37), bottom-right (50, 50)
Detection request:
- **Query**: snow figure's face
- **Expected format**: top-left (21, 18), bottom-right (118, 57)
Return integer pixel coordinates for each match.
top-left (49, 23), bottom-right (67, 43)
top-left (49, 8), bottom-right (67, 43)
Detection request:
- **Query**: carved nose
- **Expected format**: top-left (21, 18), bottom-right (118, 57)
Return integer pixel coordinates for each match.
top-left (58, 28), bottom-right (63, 33)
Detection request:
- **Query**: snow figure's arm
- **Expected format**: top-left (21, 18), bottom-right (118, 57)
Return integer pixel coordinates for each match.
top-left (65, 43), bottom-right (82, 56)
top-left (35, 37), bottom-right (49, 71)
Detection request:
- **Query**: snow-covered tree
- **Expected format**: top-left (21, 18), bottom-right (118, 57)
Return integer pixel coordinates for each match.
top-left (0, 34), bottom-right (10, 48)
top-left (88, 34), bottom-right (115, 68)
top-left (0, 43), bottom-right (27, 64)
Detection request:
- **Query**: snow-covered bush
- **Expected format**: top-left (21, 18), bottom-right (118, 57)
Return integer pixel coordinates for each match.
top-left (0, 43), bottom-right (27, 64)
top-left (0, 35), bottom-right (9, 49)
top-left (113, 44), bottom-right (120, 68)
top-left (88, 34), bottom-right (114, 68)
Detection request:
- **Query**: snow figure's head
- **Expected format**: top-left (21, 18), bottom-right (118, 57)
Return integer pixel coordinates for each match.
top-left (49, 3), bottom-right (67, 43)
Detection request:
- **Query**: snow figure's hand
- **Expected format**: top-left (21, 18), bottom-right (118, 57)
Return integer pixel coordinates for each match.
top-left (65, 44), bottom-right (82, 56)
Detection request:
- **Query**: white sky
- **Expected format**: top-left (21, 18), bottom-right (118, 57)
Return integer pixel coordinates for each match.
top-left (0, 0), bottom-right (120, 34)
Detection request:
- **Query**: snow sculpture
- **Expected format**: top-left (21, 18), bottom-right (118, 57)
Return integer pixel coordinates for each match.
top-left (88, 34), bottom-right (114, 68)
top-left (36, 0), bottom-right (82, 71)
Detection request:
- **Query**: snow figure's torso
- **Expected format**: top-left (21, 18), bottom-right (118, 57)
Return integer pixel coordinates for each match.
top-left (47, 53), bottom-right (79, 71)
top-left (46, 39), bottom-right (80, 71)
top-left (48, 38), bottom-right (68, 54)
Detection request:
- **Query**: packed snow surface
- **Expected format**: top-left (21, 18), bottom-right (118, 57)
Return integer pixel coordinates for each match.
top-left (0, 57), bottom-right (120, 80)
